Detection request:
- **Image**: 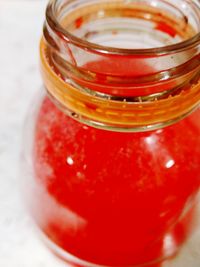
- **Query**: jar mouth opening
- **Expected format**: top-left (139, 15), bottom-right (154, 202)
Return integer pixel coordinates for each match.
top-left (46, 0), bottom-right (200, 56)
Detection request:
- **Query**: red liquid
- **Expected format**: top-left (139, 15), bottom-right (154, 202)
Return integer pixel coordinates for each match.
top-left (32, 60), bottom-right (200, 266)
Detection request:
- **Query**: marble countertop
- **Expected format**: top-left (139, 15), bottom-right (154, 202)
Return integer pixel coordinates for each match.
top-left (0, 1), bottom-right (200, 267)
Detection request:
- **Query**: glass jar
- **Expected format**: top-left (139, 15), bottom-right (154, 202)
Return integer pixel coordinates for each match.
top-left (23, 0), bottom-right (200, 266)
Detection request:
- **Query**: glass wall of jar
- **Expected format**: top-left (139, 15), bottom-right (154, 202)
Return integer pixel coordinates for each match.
top-left (22, 1), bottom-right (200, 267)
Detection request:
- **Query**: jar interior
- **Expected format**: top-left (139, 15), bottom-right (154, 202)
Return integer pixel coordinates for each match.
top-left (53, 0), bottom-right (199, 50)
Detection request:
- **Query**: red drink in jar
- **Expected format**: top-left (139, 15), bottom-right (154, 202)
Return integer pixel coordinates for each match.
top-left (24, 1), bottom-right (200, 266)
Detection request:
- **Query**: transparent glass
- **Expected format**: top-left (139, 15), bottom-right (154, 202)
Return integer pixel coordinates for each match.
top-left (23, 0), bottom-right (200, 267)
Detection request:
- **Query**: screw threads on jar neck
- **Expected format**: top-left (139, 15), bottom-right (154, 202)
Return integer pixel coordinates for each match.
top-left (40, 0), bottom-right (200, 132)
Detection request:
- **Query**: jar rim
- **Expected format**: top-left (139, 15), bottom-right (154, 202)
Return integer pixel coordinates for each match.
top-left (46, 0), bottom-right (200, 56)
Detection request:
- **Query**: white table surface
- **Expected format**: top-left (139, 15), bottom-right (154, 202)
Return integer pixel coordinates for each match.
top-left (0, 1), bottom-right (200, 266)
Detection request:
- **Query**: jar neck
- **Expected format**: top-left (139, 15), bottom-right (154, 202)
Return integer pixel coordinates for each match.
top-left (40, 0), bottom-right (200, 132)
